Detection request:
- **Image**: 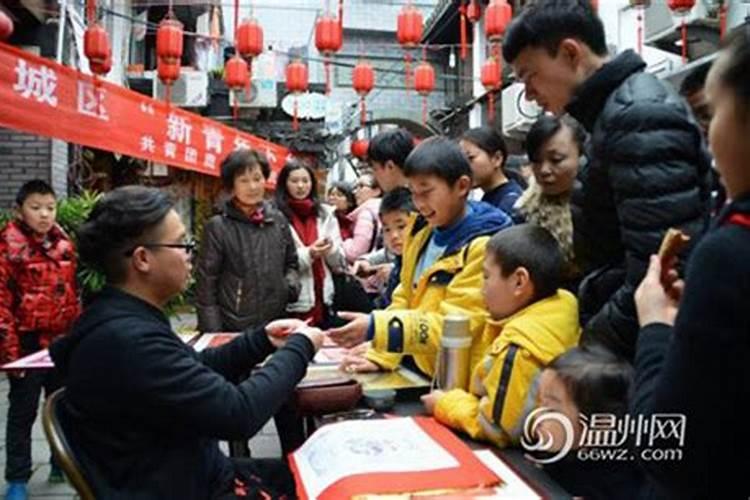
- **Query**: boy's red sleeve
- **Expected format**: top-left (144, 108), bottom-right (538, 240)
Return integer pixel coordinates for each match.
top-left (0, 238), bottom-right (19, 364)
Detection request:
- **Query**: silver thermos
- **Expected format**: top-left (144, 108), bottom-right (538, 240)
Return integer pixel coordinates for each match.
top-left (436, 314), bottom-right (472, 391)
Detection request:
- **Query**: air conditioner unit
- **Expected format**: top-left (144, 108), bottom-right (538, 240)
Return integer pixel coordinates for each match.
top-left (501, 82), bottom-right (542, 140)
top-left (153, 70), bottom-right (209, 107)
top-left (229, 78), bottom-right (277, 108)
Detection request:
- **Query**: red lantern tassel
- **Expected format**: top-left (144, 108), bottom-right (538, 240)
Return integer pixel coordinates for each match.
top-left (293, 98), bottom-right (299, 131)
top-left (681, 19), bottom-right (687, 63)
top-left (460, 3), bottom-right (468, 60)
top-left (404, 52), bottom-right (412, 92)
top-left (720, 3), bottom-right (727, 40)
top-left (637, 12), bottom-right (643, 55)
top-left (166, 85), bottom-right (171, 106)
top-left (422, 96), bottom-right (427, 125)
top-left (324, 58), bottom-right (331, 95)
top-left (488, 91), bottom-right (495, 123)
top-left (360, 98), bottom-right (367, 127)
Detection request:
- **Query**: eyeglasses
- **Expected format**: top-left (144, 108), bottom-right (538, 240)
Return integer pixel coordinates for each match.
top-left (124, 239), bottom-right (196, 256)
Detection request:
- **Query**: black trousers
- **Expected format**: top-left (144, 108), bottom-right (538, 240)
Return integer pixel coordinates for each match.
top-left (4, 369), bottom-right (61, 482)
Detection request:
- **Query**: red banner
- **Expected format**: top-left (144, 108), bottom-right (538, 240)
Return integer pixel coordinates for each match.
top-left (0, 42), bottom-right (290, 181)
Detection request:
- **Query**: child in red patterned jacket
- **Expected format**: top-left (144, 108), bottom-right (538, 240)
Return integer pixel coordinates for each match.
top-left (1, 180), bottom-right (80, 499)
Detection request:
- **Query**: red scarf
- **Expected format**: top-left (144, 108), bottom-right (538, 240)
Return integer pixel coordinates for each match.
top-left (335, 210), bottom-right (354, 240)
top-left (288, 198), bottom-right (325, 326)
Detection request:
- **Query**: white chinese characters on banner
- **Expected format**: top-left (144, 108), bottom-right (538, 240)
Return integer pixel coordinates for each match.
top-left (140, 135), bottom-right (156, 153)
top-left (167, 113), bottom-right (193, 146)
top-left (185, 147), bottom-right (198, 164)
top-left (164, 142), bottom-right (177, 159)
top-left (77, 81), bottom-right (109, 121)
top-left (13, 59), bottom-right (58, 107)
top-left (233, 136), bottom-right (250, 151)
top-left (202, 125), bottom-right (224, 154)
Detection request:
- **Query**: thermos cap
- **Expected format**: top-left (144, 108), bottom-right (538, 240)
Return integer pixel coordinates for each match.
top-left (442, 313), bottom-right (470, 339)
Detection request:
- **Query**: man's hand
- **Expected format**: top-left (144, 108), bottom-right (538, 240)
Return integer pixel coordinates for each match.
top-left (266, 318), bottom-right (310, 339)
top-left (326, 312), bottom-right (370, 348)
top-left (420, 390), bottom-right (445, 416)
top-left (297, 327), bottom-right (326, 352)
top-left (635, 255), bottom-right (684, 327)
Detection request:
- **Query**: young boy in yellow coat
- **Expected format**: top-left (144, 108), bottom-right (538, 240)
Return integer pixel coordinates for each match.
top-left (330, 137), bottom-right (512, 377)
top-left (423, 224), bottom-right (581, 447)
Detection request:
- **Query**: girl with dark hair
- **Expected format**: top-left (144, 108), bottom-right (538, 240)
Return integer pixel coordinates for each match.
top-left (276, 161), bottom-right (346, 326)
top-left (531, 346), bottom-right (645, 500)
top-left (326, 181), bottom-right (356, 240)
top-left (460, 126), bottom-right (524, 214)
top-left (515, 115), bottom-right (586, 286)
top-left (633, 26), bottom-right (750, 499)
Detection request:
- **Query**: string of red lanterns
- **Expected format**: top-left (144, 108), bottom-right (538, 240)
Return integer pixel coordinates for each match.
top-left (459, 1), bottom-right (468, 60)
top-left (84, 0), bottom-right (111, 77)
top-left (397, 2), bottom-right (423, 91)
top-left (667, 0), bottom-right (696, 63)
top-left (352, 59), bottom-right (375, 127)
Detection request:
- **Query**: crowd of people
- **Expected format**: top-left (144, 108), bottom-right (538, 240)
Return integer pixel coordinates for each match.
top-left (1, 0), bottom-right (748, 499)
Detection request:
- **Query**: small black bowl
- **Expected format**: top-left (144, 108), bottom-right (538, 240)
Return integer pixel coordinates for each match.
top-left (363, 389), bottom-right (397, 412)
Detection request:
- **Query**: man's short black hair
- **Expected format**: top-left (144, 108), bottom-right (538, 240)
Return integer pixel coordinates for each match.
top-left (220, 149), bottom-right (271, 191)
top-left (503, 0), bottom-right (607, 64)
top-left (487, 224), bottom-right (562, 302)
top-left (403, 136), bottom-right (473, 186)
top-left (367, 129), bottom-right (414, 169)
top-left (679, 63), bottom-right (711, 97)
top-left (15, 180), bottom-right (56, 206)
top-left (379, 186), bottom-right (414, 217)
top-left (76, 186), bottom-right (174, 284)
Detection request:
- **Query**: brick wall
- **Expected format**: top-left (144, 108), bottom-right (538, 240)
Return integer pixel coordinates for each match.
top-left (0, 127), bottom-right (69, 209)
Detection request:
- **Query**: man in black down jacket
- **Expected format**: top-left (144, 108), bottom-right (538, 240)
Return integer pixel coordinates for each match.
top-left (503, 0), bottom-right (711, 360)
top-left (49, 186), bottom-right (325, 499)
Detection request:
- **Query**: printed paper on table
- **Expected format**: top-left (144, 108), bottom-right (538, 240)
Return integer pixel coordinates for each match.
top-left (289, 416), bottom-right (500, 499)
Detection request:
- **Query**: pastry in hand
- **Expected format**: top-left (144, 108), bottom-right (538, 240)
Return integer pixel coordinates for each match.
top-left (658, 228), bottom-right (690, 285)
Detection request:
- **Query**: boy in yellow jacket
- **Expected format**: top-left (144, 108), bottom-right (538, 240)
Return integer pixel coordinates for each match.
top-left (330, 137), bottom-right (512, 377)
top-left (423, 224), bottom-right (581, 447)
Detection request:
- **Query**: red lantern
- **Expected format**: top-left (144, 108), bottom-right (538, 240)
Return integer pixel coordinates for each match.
top-left (351, 139), bottom-right (369, 160)
top-left (485, 0), bottom-right (512, 61)
top-left (397, 4), bottom-right (423, 90)
top-left (481, 57), bottom-right (502, 122)
top-left (225, 56), bottom-right (249, 90)
top-left (225, 55), bottom-right (250, 120)
top-left (719, 2), bottom-right (728, 40)
top-left (157, 59), bottom-right (180, 104)
top-left (84, 25), bottom-right (110, 69)
top-left (315, 13), bottom-right (343, 95)
top-left (467, 0), bottom-right (481, 23)
top-left (352, 60), bottom-right (375, 126)
top-left (0, 9), bottom-right (14, 40)
top-left (156, 18), bottom-right (183, 66)
top-left (236, 18), bottom-right (264, 59)
top-left (413, 60), bottom-right (435, 125)
top-left (485, 0), bottom-right (512, 42)
top-left (668, 0), bottom-right (696, 63)
top-left (286, 60), bottom-right (308, 131)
